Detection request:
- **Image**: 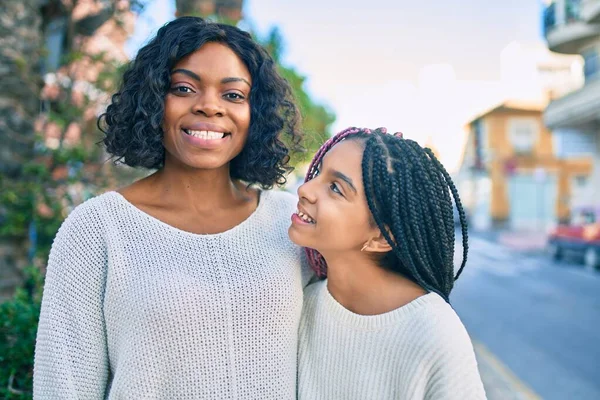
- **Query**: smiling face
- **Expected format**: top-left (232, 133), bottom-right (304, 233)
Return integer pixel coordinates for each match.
top-left (161, 42), bottom-right (252, 171)
top-left (289, 139), bottom-right (382, 256)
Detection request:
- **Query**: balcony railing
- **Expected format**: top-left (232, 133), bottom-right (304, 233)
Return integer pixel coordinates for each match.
top-left (544, 2), bottom-right (557, 35)
top-left (544, 0), bottom-right (584, 34)
top-left (582, 0), bottom-right (600, 22)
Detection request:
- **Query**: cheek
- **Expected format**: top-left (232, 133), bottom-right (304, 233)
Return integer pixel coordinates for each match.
top-left (237, 105), bottom-right (251, 132)
top-left (318, 202), bottom-right (369, 248)
top-left (162, 98), bottom-right (180, 132)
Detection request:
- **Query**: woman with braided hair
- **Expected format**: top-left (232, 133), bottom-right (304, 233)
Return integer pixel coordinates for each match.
top-left (290, 127), bottom-right (486, 399)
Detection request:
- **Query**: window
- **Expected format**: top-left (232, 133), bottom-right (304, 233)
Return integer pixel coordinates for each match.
top-left (566, 0), bottom-right (582, 22)
top-left (44, 17), bottom-right (67, 73)
top-left (509, 118), bottom-right (538, 154)
top-left (574, 175), bottom-right (588, 188)
top-left (573, 209), bottom-right (596, 225)
top-left (583, 49), bottom-right (599, 82)
top-left (472, 119), bottom-right (489, 169)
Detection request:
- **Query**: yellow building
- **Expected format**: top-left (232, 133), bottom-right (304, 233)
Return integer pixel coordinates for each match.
top-left (457, 101), bottom-right (592, 231)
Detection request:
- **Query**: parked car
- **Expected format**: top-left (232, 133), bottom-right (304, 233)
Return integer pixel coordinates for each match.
top-left (547, 206), bottom-right (600, 270)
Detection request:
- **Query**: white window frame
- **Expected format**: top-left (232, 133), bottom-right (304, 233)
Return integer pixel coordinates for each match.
top-left (508, 117), bottom-right (539, 155)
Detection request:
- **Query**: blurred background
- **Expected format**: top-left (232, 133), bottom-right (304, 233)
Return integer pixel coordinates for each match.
top-left (1, 0), bottom-right (599, 399)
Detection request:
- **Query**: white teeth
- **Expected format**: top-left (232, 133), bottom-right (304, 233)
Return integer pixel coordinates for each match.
top-left (185, 130), bottom-right (226, 140)
top-left (297, 211), bottom-right (315, 224)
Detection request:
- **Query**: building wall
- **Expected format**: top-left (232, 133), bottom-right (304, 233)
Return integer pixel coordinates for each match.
top-left (478, 108), bottom-right (592, 227)
top-left (571, 129), bottom-right (600, 207)
top-left (542, 2), bottom-right (600, 211)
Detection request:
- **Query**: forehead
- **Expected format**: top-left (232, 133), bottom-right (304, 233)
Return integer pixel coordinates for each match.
top-left (321, 139), bottom-right (364, 176)
top-left (175, 42), bottom-right (250, 78)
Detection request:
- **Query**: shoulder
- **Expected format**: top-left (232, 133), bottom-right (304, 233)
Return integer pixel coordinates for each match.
top-left (257, 189), bottom-right (298, 227)
top-left (415, 294), bottom-right (472, 339)
top-left (53, 192), bottom-right (131, 248)
top-left (411, 294), bottom-right (477, 362)
top-left (414, 295), bottom-right (485, 398)
top-left (59, 192), bottom-right (118, 233)
top-left (46, 193), bottom-right (117, 278)
top-left (265, 189), bottom-right (297, 212)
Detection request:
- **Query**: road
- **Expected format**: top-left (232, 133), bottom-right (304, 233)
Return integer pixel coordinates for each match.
top-left (451, 234), bottom-right (600, 400)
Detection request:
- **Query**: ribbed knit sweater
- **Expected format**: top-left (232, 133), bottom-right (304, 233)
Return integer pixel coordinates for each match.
top-left (298, 280), bottom-right (487, 399)
top-left (34, 190), bottom-right (311, 399)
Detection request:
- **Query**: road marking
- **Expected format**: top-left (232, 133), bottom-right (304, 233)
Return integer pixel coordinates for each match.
top-left (474, 341), bottom-right (541, 400)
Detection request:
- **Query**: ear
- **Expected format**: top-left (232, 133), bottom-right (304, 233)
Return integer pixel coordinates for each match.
top-left (361, 230), bottom-right (393, 253)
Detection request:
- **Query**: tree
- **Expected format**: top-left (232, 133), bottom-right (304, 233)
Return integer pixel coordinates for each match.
top-left (0, 0), bottom-right (44, 300)
top-left (0, 1), bottom-right (145, 397)
top-left (261, 27), bottom-right (335, 165)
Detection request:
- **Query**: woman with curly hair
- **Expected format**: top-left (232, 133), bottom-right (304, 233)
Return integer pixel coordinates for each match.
top-left (290, 127), bottom-right (486, 399)
top-left (34, 17), bottom-right (311, 399)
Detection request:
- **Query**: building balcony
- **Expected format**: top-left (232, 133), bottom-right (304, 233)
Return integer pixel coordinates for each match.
top-left (582, 0), bottom-right (600, 23)
top-left (544, 77), bottom-right (600, 128)
top-left (544, 0), bottom-right (600, 54)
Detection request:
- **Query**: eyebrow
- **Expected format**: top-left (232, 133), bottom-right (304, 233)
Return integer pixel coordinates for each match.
top-left (171, 69), bottom-right (251, 87)
top-left (331, 170), bottom-right (357, 194)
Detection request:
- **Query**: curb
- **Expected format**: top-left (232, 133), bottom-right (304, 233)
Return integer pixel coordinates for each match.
top-left (473, 341), bottom-right (541, 400)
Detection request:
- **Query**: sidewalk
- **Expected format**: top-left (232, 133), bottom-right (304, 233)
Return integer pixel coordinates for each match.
top-left (474, 341), bottom-right (541, 400)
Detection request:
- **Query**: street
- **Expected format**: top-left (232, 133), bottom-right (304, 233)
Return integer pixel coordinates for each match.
top-left (452, 234), bottom-right (600, 400)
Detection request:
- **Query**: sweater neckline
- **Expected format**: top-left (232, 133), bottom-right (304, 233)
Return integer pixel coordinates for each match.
top-left (319, 281), bottom-right (443, 330)
top-left (106, 190), bottom-right (271, 239)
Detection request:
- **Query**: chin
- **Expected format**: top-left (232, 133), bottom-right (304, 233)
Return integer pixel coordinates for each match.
top-left (288, 225), bottom-right (303, 246)
top-left (288, 225), bottom-right (314, 248)
top-left (177, 154), bottom-right (234, 170)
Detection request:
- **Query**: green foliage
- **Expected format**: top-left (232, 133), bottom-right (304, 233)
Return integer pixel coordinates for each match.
top-left (0, 267), bottom-right (43, 400)
top-left (0, 2), bottom-right (148, 398)
top-left (258, 27), bottom-right (335, 165)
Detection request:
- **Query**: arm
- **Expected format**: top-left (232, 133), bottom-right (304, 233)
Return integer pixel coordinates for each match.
top-left (33, 203), bottom-right (110, 399)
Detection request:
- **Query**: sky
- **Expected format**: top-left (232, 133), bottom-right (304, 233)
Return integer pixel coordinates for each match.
top-left (127, 0), bottom-right (545, 172)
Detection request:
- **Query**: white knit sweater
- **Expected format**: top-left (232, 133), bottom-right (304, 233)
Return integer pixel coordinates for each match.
top-left (34, 190), bottom-right (312, 399)
top-left (298, 280), bottom-right (487, 400)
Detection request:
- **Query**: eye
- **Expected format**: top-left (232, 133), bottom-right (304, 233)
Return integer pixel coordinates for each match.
top-left (329, 182), bottom-right (343, 196)
top-left (171, 86), bottom-right (194, 94)
top-left (224, 92), bottom-right (245, 101)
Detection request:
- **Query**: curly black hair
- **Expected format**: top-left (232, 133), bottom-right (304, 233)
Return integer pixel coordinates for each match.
top-left (305, 127), bottom-right (469, 302)
top-left (98, 16), bottom-right (301, 188)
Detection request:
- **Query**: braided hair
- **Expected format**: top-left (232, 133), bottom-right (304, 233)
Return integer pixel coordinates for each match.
top-left (304, 127), bottom-right (469, 301)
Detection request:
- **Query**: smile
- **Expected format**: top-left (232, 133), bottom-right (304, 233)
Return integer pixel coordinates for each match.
top-left (183, 129), bottom-right (230, 140)
top-left (295, 210), bottom-right (316, 224)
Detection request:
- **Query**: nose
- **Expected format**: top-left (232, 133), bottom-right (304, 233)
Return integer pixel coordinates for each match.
top-left (192, 89), bottom-right (225, 117)
top-left (297, 179), bottom-right (317, 204)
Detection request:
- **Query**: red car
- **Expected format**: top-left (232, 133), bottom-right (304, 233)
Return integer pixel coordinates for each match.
top-left (547, 206), bottom-right (600, 270)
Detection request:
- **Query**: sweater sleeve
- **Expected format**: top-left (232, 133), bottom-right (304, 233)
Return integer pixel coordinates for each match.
top-left (33, 201), bottom-right (110, 399)
top-left (424, 322), bottom-right (487, 400)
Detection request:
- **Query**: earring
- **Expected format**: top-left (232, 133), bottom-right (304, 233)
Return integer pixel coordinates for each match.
top-left (360, 243), bottom-right (368, 252)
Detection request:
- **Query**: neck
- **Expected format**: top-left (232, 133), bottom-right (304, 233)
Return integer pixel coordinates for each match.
top-left (147, 157), bottom-right (247, 211)
top-left (324, 251), bottom-right (426, 315)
